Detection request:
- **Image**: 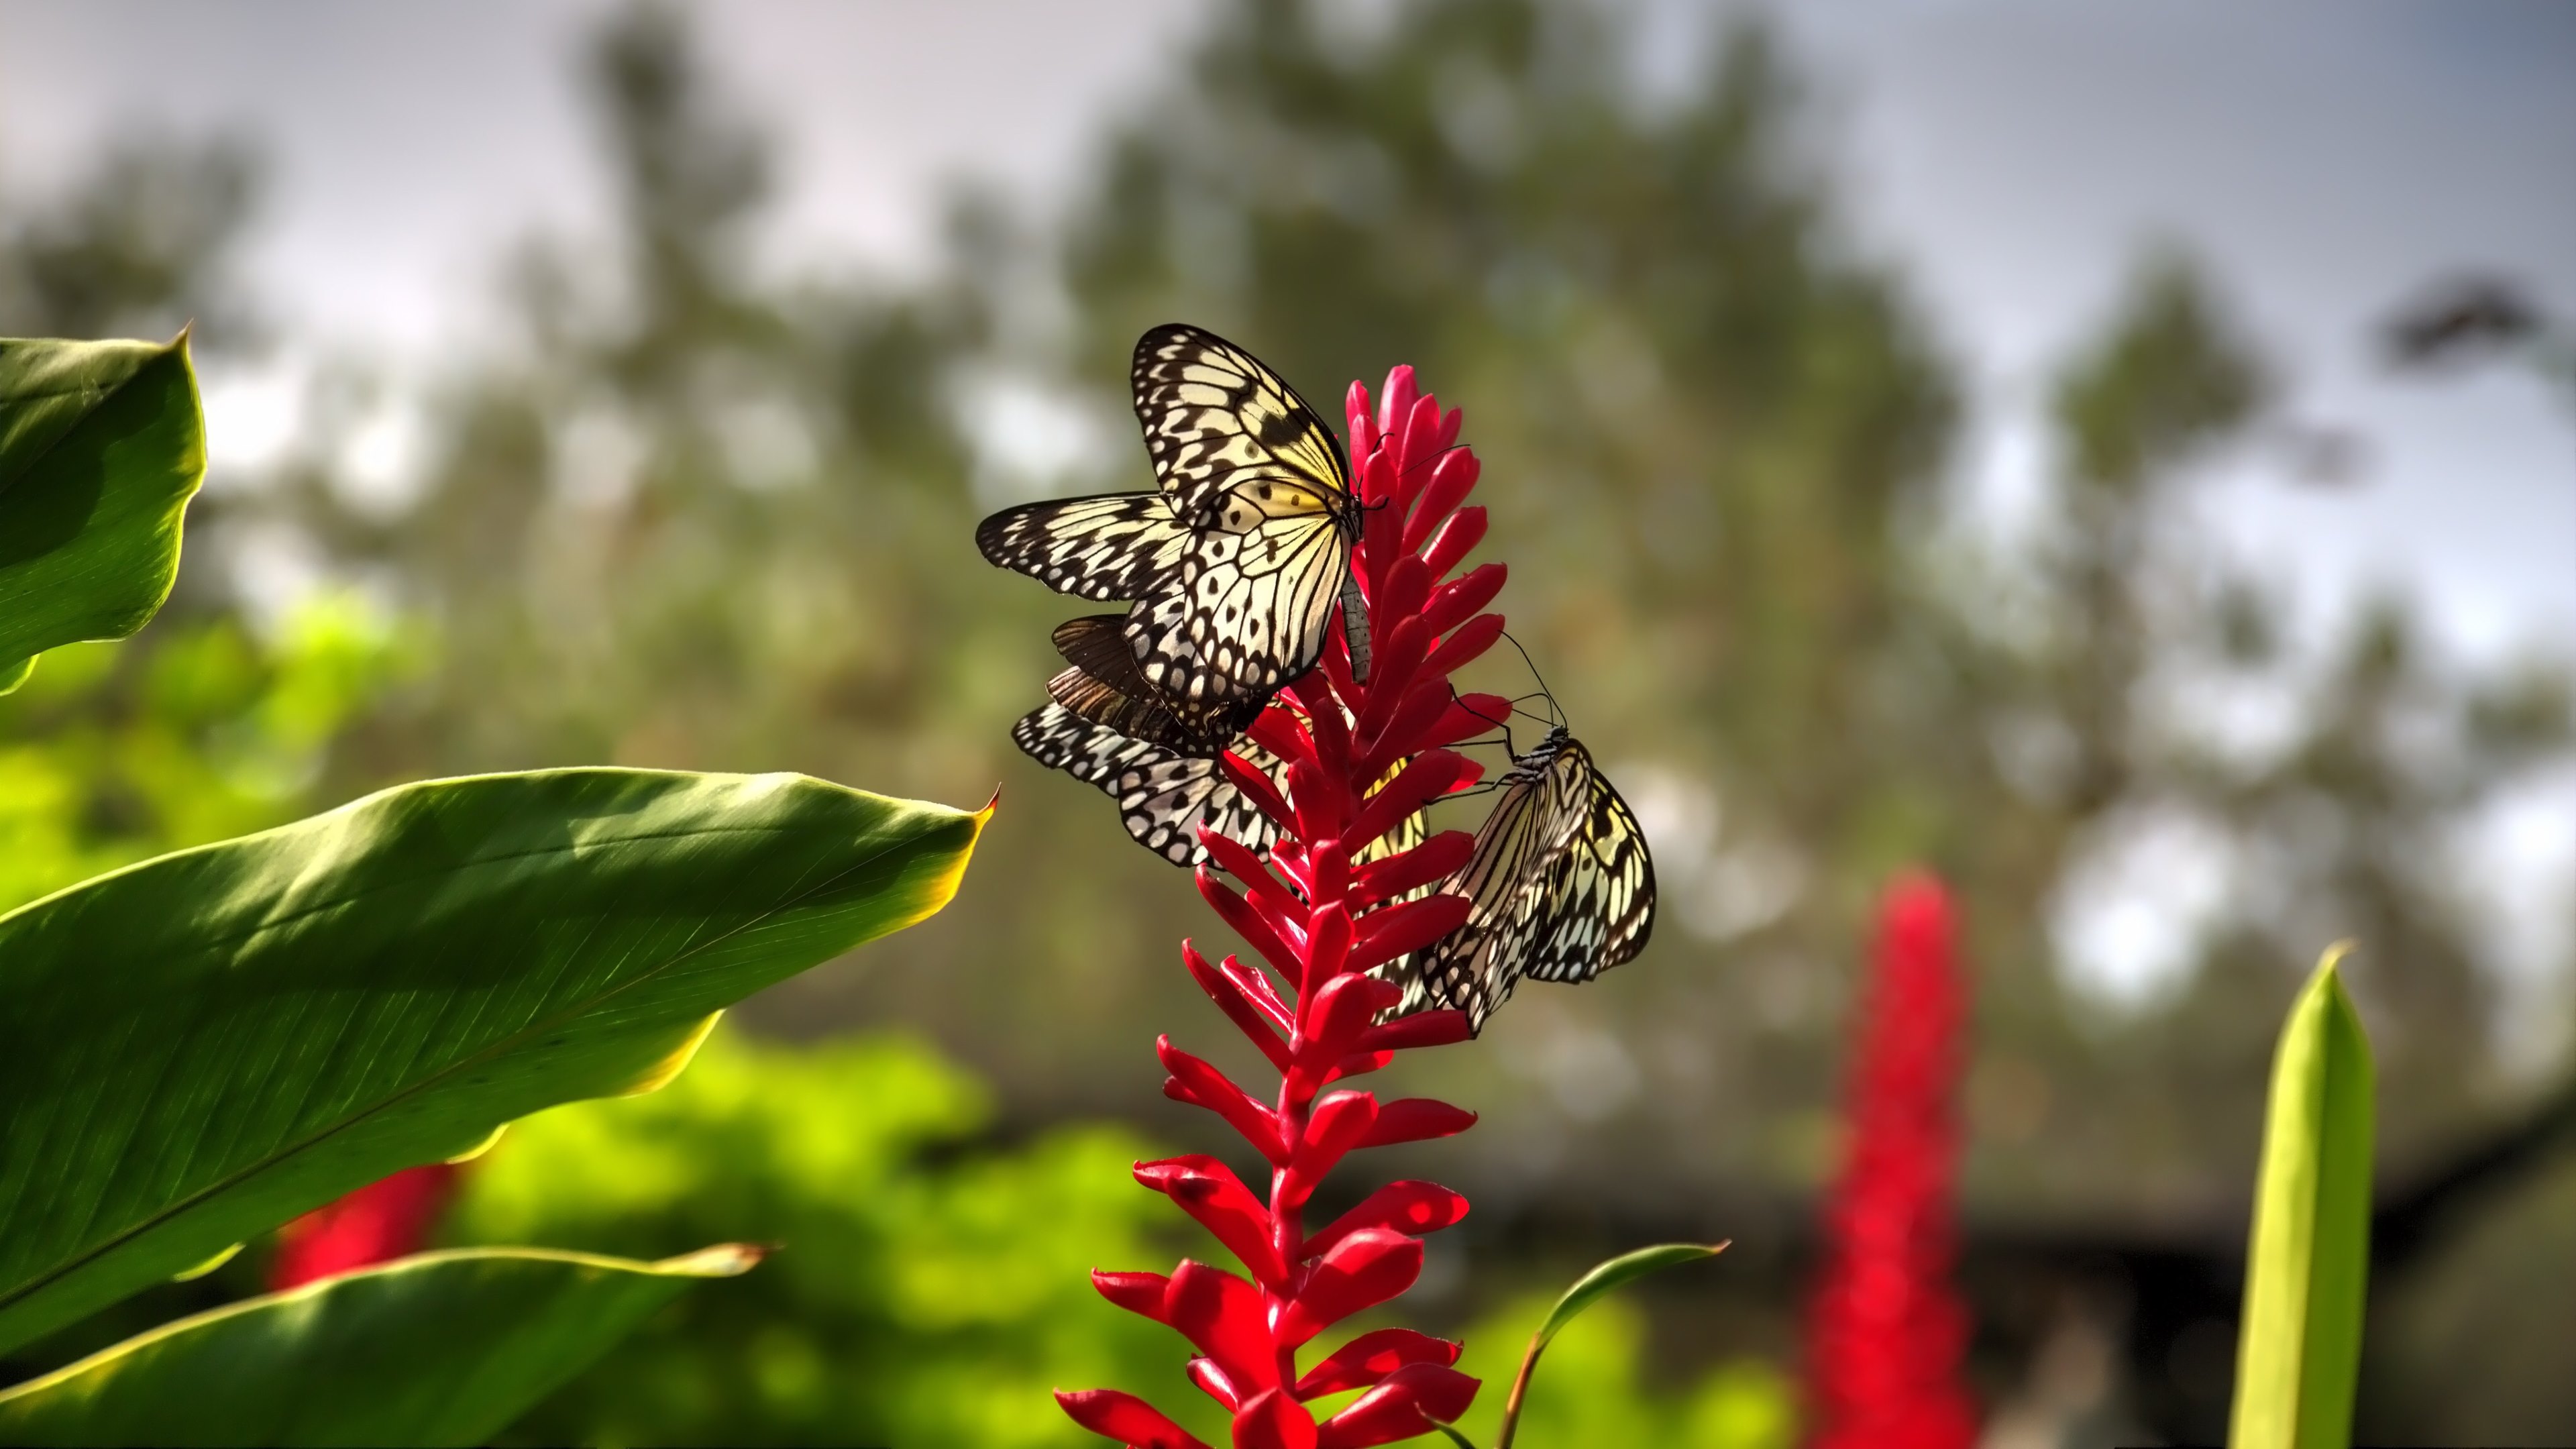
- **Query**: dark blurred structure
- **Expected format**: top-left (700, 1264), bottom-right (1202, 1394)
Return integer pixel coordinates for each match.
top-left (7, 1), bottom-right (2573, 1442)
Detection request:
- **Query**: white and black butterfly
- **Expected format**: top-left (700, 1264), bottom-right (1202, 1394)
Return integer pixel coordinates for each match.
top-left (1014, 702), bottom-right (1287, 867)
top-left (1042, 614), bottom-right (1265, 757)
top-left (977, 324), bottom-right (1365, 733)
top-left (1015, 642), bottom-right (1430, 869)
top-left (1383, 727), bottom-right (1656, 1033)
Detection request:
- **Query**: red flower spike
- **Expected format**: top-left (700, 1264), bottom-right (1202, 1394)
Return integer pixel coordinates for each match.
top-left (1350, 830), bottom-right (1477, 906)
top-left (1306, 1181), bottom-right (1470, 1259)
top-left (1354, 1008), bottom-right (1474, 1055)
top-left (1356, 682), bottom-right (1458, 783)
top-left (1345, 751), bottom-right (1469, 856)
top-left (1201, 828), bottom-right (1310, 924)
top-left (1357, 1099), bottom-right (1479, 1148)
top-left (1403, 451), bottom-right (1481, 554)
top-left (1805, 873), bottom-right (1980, 1449)
top-left (1351, 619), bottom-right (1429, 743)
top-left (1166, 1260), bottom-right (1280, 1396)
top-left (1418, 506), bottom-right (1488, 584)
top-left (1220, 755), bottom-right (1299, 843)
top-left (1195, 870), bottom-right (1307, 985)
top-left (1285, 758), bottom-right (1347, 845)
top-left (1424, 692), bottom-right (1517, 754)
top-left (1301, 905), bottom-right (1354, 998)
top-left (1232, 1388), bottom-right (1321, 1449)
top-left (1304, 973), bottom-right (1403, 1052)
top-left (1138, 1157), bottom-right (1286, 1287)
top-left (1294, 1329), bottom-right (1462, 1399)
top-left (1217, 952), bottom-right (1297, 1030)
top-left (1189, 1357), bottom-right (1248, 1411)
top-left (1056, 1389), bottom-right (1214, 1449)
top-left (1420, 564), bottom-right (1507, 640)
top-left (1183, 943), bottom-right (1294, 1071)
top-left (1274, 1229), bottom-right (1424, 1346)
top-left (1348, 894), bottom-right (1472, 977)
top-left (1316, 1364), bottom-right (1481, 1449)
top-left (1376, 368), bottom-right (1418, 450)
top-left (1419, 612), bottom-right (1505, 681)
top-left (1159, 1038), bottom-right (1288, 1163)
top-left (1279, 1091), bottom-right (1381, 1209)
top-left (1329, 1049), bottom-right (1395, 1081)
top-left (1094, 1269), bottom-right (1175, 1323)
top-left (1067, 362), bottom-right (1505, 1448)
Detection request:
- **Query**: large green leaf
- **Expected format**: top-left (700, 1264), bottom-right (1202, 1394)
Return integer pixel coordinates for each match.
top-left (0, 768), bottom-right (987, 1353)
top-left (2229, 945), bottom-right (2375, 1449)
top-left (0, 335), bottom-right (205, 692)
top-left (0, 1244), bottom-right (761, 1447)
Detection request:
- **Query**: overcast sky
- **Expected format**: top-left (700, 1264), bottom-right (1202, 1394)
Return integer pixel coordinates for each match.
top-left (4, 0), bottom-right (2571, 1005)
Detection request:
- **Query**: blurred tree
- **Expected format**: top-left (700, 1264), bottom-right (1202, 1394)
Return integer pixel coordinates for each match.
top-left (0, 130), bottom-right (262, 345)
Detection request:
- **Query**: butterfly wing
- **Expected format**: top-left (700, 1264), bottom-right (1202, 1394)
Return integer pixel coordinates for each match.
top-left (1014, 703), bottom-right (1284, 867)
top-left (1046, 614), bottom-right (1267, 753)
top-left (1125, 325), bottom-right (1360, 708)
top-left (1381, 732), bottom-right (1652, 1033)
top-left (976, 492), bottom-right (1190, 602)
top-left (1518, 740), bottom-right (1658, 984)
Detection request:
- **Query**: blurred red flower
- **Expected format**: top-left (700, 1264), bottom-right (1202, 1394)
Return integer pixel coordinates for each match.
top-left (270, 1162), bottom-right (460, 1291)
top-left (1805, 873), bottom-right (1979, 1449)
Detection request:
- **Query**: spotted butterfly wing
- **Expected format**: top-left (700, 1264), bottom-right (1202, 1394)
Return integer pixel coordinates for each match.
top-left (1046, 614), bottom-right (1266, 755)
top-left (1014, 703), bottom-right (1284, 867)
top-left (975, 492), bottom-right (1189, 603)
top-left (1386, 729), bottom-right (1656, 1033)
top-left (1124, 324), bottom-right (1362, 710)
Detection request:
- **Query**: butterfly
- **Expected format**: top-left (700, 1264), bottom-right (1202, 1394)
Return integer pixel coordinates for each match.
top-left (1043, 615), bottom-right (1265, 756)
top-left (977, 324), bottom-right (1366, 735)
top-left (1015, 649), bottom-right (1434, 869)
top-left (1383, 727), bottom-right (1656, 1034)
top-left (1014, 702), bottom-right (1289, 867)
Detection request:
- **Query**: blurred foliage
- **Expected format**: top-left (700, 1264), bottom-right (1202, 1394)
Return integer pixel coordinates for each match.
top-left (449, 1026), bottom-right (1213, 1448)
top-left (5, 0), bottom-right (2574, 1440)
top-left (0, 594), bottom-right (421, 914)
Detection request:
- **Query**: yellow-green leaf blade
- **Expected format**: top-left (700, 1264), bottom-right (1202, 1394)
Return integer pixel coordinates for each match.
top-left (0, 335), bottom-right (205, 692)
top-left (0, 767), bottom-right (986, 1352)
top-left (0, 1244), bottom-right (760, 1448)
top-left (1533, 1242), bottom-right (1727, 1353)
top-left (2229, 945), bottom-right (2376, 1449)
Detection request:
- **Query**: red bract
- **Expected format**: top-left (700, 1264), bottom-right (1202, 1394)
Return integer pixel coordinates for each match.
top-left (270, 1162), bottom-right (460, 1290)
top-left (1061, 366), bottom-right (1500, 1446)
top-left (1804, 873), bottom-right (1980, 1449)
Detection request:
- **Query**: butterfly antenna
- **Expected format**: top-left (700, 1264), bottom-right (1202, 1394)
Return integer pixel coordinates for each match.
top-left (1496, 629), bottom-right (1567, 730)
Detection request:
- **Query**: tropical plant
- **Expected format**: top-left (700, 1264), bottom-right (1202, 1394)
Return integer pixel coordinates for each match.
top-left (0, 325), bottom-right (990, 1442)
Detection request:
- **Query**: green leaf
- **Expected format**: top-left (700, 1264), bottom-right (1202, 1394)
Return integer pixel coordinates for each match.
top-left (0, 1244), bottom-right (762, 1447)
top-left (1494, 1242), bottom-right (1727, 1449)
top-left (2229, 943), bottom-right (2375, 1449)
top-left (0, 335), bottom-right (206, 692)
top-left (0, 768), bottom-right (988, 1353)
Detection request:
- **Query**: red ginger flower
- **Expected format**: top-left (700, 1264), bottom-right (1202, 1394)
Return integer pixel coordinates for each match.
top-left (1804, 873), bottom-right (1979, 1449)
top-left (1057, 365), bottom-right (1506, 1449)
top-left (271, 1163), bottom-right (460, 1290)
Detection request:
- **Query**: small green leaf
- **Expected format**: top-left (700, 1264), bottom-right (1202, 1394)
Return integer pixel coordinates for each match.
top-left (1532, 1242), bottom-right (1726, 1354)
top-left (0, 1244), bottom-right (761, 1447)
top-left (0, 335), bottom-right (206, 692)
top-left (2229, 943), bottom-right (2375, 1449)
top-left (0, 769), bottom-right (989, 1352)
top-left (1494, 1242), bottom-right (1727, 1449)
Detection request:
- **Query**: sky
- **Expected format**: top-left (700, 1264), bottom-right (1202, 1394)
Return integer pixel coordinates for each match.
top-left (4, 0), bottom-right (2571, 1002)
